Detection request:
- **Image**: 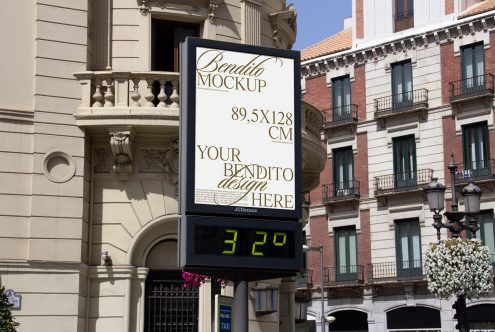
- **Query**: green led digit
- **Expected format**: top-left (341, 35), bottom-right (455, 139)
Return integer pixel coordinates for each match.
top-left (222, 229), bottom-right (238, 255)
top-left (273, 232), bottom-right (287, 247)
top-left (252, 231), bottom-right (267, 256)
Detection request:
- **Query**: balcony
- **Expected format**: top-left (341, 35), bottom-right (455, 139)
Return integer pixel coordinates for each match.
top-left (301, 101), bottom-right (327, 192)
top-left (453, 160), bottom-right (495, 192)
top-left (322, 105), bottom-right (358, 134)
top-left (394, 9), bottom-right (414, 32)
top-left (324, 265), bottom-right (365, 286)
top-left (449, 74), bottom-right (494, 109)
top-left (368, 260), bottom-right (424, 284)
top-left (374, 89), bottom-right (428, 128)
top-left (74, 71), bottom-right (180, 131)
top-left (322, 181), bottom-right (360, 209)
top-left (374, 169), bottom-right (433, 204)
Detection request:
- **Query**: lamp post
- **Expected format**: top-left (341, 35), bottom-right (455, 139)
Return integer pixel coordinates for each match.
top-left (423, 153), bottom-right (482, 332)
top-left (303, 244), bottom-right (326, 332)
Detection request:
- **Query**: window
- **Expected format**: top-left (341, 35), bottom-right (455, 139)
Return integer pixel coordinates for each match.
top-left (333, 147), bottom-right (354, 197)
top-left (335, 227), bottom-right (358, 281)
top-left (392, 60), bottom-right (413, 109)
top-left (462, 122), bottom-right (490, 178)
top-left (461, 43), bottom-right (485, 91)
top-left (393, 135), bottom-right (416, 188)
top-left (473, 211), bottom-right (495, 266)
top-left (332, 76), bottom-right (351, 121)
top-left (152, 20), bottom-right (199, 72)
top-left (394, 0), bottom-right (414, 32)
top-left (395, 219), bottom-right (422, 277)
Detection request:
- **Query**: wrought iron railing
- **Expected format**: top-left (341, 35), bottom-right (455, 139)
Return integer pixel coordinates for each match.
top-left (374, 169), bottom-right (433, 195)
top-left (324, 265), bottom-right (364, 285)
top-left (394, 9), bottom-right (414, 31)
top-left (454, 159), bottom-right (495, 182)
top-left (322, 181), bottom-right (360, 203)
top-left (368, 260), bottom-right (424, 282)
top-left (145, 278), bottom-right (198, 332)
top-left (394, 9), bottom-right (414, 21)
top-left (449, 73), bottom-right (494, 102)
top-left (374, 88), bottom-right (428, 117)
top-left (324, 104), bottom-right (358, 125)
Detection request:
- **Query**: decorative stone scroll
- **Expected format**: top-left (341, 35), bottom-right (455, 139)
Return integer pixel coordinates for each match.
top-left (141, 139), bottom-right (179, 186)
top-left (109, 127), bottom-right (134, 175)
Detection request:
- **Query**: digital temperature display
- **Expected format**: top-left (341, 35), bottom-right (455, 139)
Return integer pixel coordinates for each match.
top-left (195, 225), bottom-right (294, 258)
top-left (179, 215), bottom-right (302, 279)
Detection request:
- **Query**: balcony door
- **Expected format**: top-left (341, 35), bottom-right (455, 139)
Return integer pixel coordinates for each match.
top-left (332, 76), bottom-right (351, 122)
top-left (462, 122), bottom-right (490, 178)
top-left (152, 20), bottom-right (199, 72)
top-left (392, 60), bottom-right (413, 109)
top-left (461, 43), bottom-right (485, 93)
top-left (335, 227), bottom-right (358, 281)
top-left (333, 147), bottom-right (354, 197)
top-left (393, 135), bottom-right (416, 188)
top-left (395, 219), bottom-right (422, 278)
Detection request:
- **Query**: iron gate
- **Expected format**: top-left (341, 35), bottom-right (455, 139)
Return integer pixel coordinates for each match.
top-left (145, 271), bottom-right (199, 332)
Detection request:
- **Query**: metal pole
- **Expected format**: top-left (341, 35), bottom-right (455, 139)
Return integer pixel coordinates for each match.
top-left (319, 246), bottom-right (326, 332)
top-left (234, 278), bottom-right (248, 332)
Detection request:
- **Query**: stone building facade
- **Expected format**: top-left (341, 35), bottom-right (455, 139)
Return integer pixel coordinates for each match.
top-left (0, 1), bottom-right (325, 332)
top-left (300, 0), bottom-right (495, 331)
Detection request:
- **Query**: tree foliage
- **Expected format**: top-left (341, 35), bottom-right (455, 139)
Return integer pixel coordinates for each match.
top-left (0, 284), bottom-right (19, 332)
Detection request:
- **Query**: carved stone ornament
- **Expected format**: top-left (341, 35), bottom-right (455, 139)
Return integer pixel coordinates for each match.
top-left (208, 0), bottom-right (223, 23)
top-left (109, 127), bottom-right (133, 175)
top-left (139, 0), bottom-right (149, 15)
top-left (141, 140), bottom-right (179, 186)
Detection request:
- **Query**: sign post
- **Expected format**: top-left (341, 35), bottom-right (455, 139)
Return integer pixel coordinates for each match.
top-left (179, 37), bottom-right (302, 330)
top-left (215, 295), bottom-right (234, 332)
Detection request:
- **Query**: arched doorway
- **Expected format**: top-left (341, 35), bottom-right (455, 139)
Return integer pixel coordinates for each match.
top-left (144, 240), bottom-right (199, 332)
top-left (386, 306), bottom-right (441, 331)
top-left (468, 304), bottom-right (495, 330)
top-left (329, 310), bottom-right (368, 331)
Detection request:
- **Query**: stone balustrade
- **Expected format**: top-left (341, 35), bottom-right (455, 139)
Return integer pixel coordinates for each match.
top-left (73, 71), bottom-right (180, 129)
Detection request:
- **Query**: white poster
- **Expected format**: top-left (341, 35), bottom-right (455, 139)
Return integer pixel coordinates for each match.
top-left (194, 47), bottom-right (296, 212)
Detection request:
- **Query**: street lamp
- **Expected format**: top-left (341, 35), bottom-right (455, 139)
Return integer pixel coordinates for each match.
top-left (423, 153), bottom-right (482, 332)
top-left (303, 244), bottom-right (326, 332)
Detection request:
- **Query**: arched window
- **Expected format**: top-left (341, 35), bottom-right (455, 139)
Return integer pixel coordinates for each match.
top-left (330, 310), bottom-right (368, 331)
top-left (468, 304), bottom-right (495, 329)
top-left (387, 306), bottom-right (441, 331)
top-left (144, 240), bottom-right (199, 332)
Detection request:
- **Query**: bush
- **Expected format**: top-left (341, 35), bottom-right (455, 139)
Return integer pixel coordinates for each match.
top-left (0, 284), bottom-right (19, 332)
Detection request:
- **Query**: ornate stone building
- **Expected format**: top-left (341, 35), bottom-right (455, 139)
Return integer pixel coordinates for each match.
top-left (0, 1), bottom-right (325, 331)
top-left (299, 0), bottom-right (495, 331)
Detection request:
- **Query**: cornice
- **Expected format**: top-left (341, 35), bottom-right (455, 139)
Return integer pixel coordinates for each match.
top-left (301, 12), bottom-right (495, 79)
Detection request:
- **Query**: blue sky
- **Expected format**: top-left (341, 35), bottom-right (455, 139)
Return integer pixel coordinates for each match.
top-left (291, 0), bottom-right (352, 51)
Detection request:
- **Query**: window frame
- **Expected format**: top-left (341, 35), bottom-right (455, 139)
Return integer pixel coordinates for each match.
top-left (334, 227), bottom-right (358, 281)
top-left (393, 135), bottom-right (417, 188)
top-left (462, 121), bottom-right (490, 177)
top-left (395, 218), bottom-right (422, 278)
top-left (332, 147), bottom-right (354, 197)
top-left (391, 60), bottom-right (413, 109)
top-left (331, 75), bottom-right (351, 121)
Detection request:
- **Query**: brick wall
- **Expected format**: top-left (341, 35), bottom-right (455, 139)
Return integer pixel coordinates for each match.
top-left (358, 209), bottom-right (371, 280)
top-left (356, 132), bottom-right (369, 198)
top-left (440, 41), bottom-right (460, 104)
top-left (356, 0), bottom-right (364, 39)
top-left (442, 116), bottom-right (462, 186)
top-left (445, 0), bottom-right (454, 15)
top-left (307, 215), bottom-right (333, 285)
top-left (353, 64), bottom-right (367, 121)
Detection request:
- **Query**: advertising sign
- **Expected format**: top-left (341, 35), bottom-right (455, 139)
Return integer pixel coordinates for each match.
top-left (180, 37), bottom-right (301, 220)
top-left (179, 38), bottom-right (302, 280)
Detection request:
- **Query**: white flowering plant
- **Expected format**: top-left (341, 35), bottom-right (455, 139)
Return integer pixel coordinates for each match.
top-left (425, 238), bottom-right (493, 300)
